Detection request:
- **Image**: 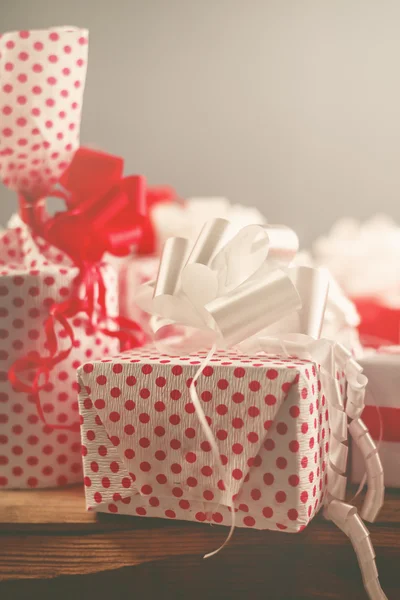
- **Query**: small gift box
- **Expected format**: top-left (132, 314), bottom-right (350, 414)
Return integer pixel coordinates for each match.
top-left (79, 346), bottom-right (345, 531)
top-left (351, 349), bottom-right (400, 488)
top-left (79, 219), bottom-right (386, 600)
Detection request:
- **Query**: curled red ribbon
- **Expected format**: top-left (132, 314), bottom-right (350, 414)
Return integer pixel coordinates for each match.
top-left (9, 147), bottom-right (177, 429)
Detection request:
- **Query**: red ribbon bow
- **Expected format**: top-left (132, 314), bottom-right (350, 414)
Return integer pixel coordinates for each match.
top-left (10, 147), bottom-right (178, 429)
top-left (43, 147), bottom-right (176, 262)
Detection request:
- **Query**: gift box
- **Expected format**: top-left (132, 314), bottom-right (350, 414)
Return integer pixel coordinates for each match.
top-left (79, 218), bottom-right (387, 599)
top-left (78, 345), bottom-right (345, 531)
top-left (0, 220), bottom-right (119, 488)
top-left (351, 349), bottom-right (400, 488)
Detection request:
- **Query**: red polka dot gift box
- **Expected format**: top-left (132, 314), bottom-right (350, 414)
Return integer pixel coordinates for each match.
top-left (78, 219), bottom-right (388, 599)
top-left (78, 347), bottom-right (338, 532)
top-left (0, 220), bottom-right (120, 489)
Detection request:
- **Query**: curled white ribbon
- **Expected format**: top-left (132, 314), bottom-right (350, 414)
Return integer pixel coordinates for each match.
top-left (136, 219), bottom-right (386, 600)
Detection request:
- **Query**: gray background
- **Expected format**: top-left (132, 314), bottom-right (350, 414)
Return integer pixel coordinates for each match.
top-left (1, 0), bottom-right (400, 245)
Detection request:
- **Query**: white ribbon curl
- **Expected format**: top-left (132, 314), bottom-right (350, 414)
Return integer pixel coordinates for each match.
top-left (136, 219), bottom-right (386, 600)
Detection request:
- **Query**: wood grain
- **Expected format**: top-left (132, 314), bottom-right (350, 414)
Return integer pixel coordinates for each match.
top-left (0, 485), bottom-right (93, 530)
top-left (1, 522), bottom-right (399, 579)
top-left (1, 484), bottom-right (399, 529)
top-left (0, 485), bottom-right (399, 599)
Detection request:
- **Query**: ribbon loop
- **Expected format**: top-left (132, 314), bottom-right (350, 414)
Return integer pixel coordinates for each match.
top-left (207, 269), bottom-right (301, 347)
top-left (187, 217), bottom-right (230, 267)
top-left (155, 237), bottom-right (191, 297)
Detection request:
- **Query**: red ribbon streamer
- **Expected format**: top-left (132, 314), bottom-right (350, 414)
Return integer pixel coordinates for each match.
top-left (9, 147), bottom-right (176, 429)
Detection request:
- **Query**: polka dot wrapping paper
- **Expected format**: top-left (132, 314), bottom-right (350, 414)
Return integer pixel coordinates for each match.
top-left (0, 26), bottom-right (122, 489)
top-left (0, 216), bottom-right (119, 489)
top-left (0, 27), bottom-right (88, 199)
top-left (78, 346), bottom-right (347, 532)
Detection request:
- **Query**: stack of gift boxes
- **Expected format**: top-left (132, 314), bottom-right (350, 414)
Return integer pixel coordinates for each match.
top-left (0, 26), bottom-right (395, 600)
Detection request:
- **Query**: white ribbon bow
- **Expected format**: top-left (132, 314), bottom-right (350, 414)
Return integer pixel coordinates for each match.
top-left (136, 218), bottom-right (331, 347)
top-left (136, 218), bottom-right (386, 600)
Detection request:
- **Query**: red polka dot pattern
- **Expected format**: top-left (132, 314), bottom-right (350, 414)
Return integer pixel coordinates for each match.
top-left (0, 219), bottom-right (119, 489)
top-left (0, 27), bottom-right (88, 198)
top-left (79, 345), bottom-right (347, 532)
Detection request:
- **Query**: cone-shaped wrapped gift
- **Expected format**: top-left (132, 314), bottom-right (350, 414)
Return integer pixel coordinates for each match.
top-left (0, 27), bottom-right (121, 490)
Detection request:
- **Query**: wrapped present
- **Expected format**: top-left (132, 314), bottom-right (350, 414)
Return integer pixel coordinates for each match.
top-left (313, 215), bottom-right (400, 347)
top-left (351, 348), bottom-right (400, 488)
top-left (79, 219), bottom-right (387, 600)
top-left (0, 223), bottom-right (119, 488)
top-left (0, 29), bottom-right (149, 489)
top-left (79, 346), bottom-right (347, 529)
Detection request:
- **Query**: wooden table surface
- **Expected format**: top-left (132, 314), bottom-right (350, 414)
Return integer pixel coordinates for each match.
top-left (0, 485), bottom-right (399, 600)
